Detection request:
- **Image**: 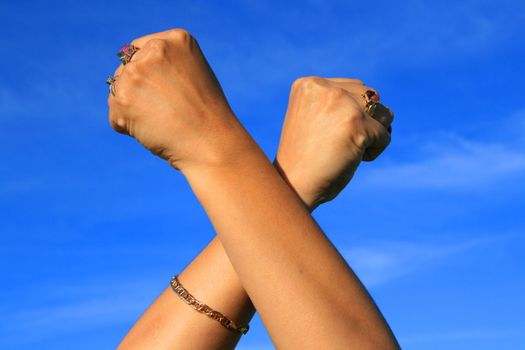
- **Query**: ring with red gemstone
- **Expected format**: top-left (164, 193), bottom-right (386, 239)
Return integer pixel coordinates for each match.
top-left (361, 90), bottom-right (380, 117)
top-left (117, 44), bottom-right (139, 65)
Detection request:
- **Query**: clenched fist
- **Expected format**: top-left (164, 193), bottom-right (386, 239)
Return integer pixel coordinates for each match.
top-left (275, 77), bottom-right (393, 209)
top-left (108, 29), bottom-right (250, 171)
top-left (107, 29), bottom-right (394, 208)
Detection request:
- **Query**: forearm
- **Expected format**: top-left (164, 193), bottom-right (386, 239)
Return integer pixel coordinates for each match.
top-left (118, 161), bottom-right (315, 350)
top-left (182, 133), bottom-right (399, 350)
top-left (108, 28), bottom-right (398, 350)
top-left (117, 237), bottom-right (254, 350)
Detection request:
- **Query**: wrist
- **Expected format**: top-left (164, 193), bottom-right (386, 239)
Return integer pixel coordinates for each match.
top-left (272, 158), bottom-right (318, 212)
top-left (170, 114), bottom-right (260, 175)
top-left (180, 128), bottom-right (266, 184)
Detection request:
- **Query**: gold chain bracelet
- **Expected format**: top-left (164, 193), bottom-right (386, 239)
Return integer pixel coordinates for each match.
top-left (169, 275), bottom-right (250, 335)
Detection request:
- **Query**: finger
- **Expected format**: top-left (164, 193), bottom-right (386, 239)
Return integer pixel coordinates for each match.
top-left (332, 83), bottom-right (380, 104)
top-left (112, 47), bottom-right (139, 77)
top-left (332, 82), bottom-right (388, 130)
top-left (107, 102), bottom-right (129, 136)
top-left (113, 64), bottom-right (124, 77)
top-left (328, 82), bottom-right (384, 121)
top-left (113, 28), bottom-right (193, 77)
top-left (110, 118), bottom-right (129, 135)
top-left (111, 30), bottom-right (171, 74)
top-left (130, 28), bottom-right (191, 49)
top-left (109, 37), bottom-right (173, 105)
top-left (349, 85), bottom-right (393, 133)
top-left (327, 81), bottom-right (380, 100)
top-left (111, 38), bottom-right (156, 83)
top-left (329, 81), bottom-right (392, 132)
top-left (130, 29), bottom-right (173, 47)
top-left (113, 44), bottom-right (143, 75)
top-left (357, 85), bottom-right (380, 103)
top-left (369, 102), bottom-right (394, 131)
top-left (362, 118), bottom-right (391, 161)
top-left (121, 29), bottom-right (193, 70)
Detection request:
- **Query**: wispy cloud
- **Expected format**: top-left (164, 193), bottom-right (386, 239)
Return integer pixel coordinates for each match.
top-left (0, 279), bottom-right (161, 345)
top-left (0, 79), bottom-right (102, 122)
top-left (3, 1), bottom-right (522, 121)
top-left (399, 327), bottom-right (521, 345)
top-left (205, 0), bottom-right (524, 97)
top-left (3, 297), bottom-right (140, 337)
top-left (341, 233), bottom-right (518, 288)
top-left (1, 234), bottom-right (517, 346)
top-left (361, 131), bottom-right (525, 190)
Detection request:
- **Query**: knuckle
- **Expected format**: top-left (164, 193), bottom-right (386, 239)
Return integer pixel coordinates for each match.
top-left (353, 107), bottom-right (366, 120)
top-left (352, 130), bottom-right (370, 150)
top-left (167, 28), bottom-right (192, 45)
top-left (109, 118), bottom-right (127, 134)
top-left (114, 89), bottom-right (130, 107)
top-left (303, 75), bottom-right (323, 87)
top-left (345, 108), bottom-right (366, 128)
top-left (124, 63), bottom-right (141, 80)
top-left (108, 107), bottom-right (129, 134)
top-left (292, 76), bottom-right (321, 91)
top-left (109, 116), bottom-right (119, 131)
top-left (325, 86), bottom-right (347, 100)
top-left (130, 33), bottom-right (154, 48)
top-left (291, 77), bottom-right (304, 91)
top-left (113, 65), bottom-right (123, 77)
top-left (108, 111), bottom-right (118, 130)
top-left (148, 38), bottom-right (168, 49)
top-left (341, 109), bottom-right (369, 150)
top-left (145, 38), bottom-right (168, 59)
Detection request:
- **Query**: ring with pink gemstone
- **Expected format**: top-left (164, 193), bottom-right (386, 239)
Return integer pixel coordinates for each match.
top-left (117, 44), bottom-right (139, 65)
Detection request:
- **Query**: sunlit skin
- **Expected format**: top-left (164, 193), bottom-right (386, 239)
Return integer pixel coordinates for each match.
top-left (109, 29), bottom-right (398, 349)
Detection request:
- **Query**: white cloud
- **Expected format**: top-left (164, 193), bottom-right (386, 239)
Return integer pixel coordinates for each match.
top-left (3, 1), bottom-right (521, 121)
top-left (399, 327), bottom-right (520, 345)
top-left (341, 234), bottom-right (517, 288)
top-left (4, 297), bottom-right (140, 335)
top-left (0, 79), bottom-right (101, 122)
top-left (0, 279), bottom-right (161, 345)
top-left (204, 0), bottom-right (524, 97)
top-left (361, 132), bottom-right (525, 190)
top-left (1, 234), bottom-right (520, 346)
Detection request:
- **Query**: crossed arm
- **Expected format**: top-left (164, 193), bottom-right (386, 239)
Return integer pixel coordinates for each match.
top-left (109, 28), bottom-right (399, 350)
top-left (116, 149), bottom-right (335, 349)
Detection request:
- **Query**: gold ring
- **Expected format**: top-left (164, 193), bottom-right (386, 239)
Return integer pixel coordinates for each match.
top-left (361, 90), bottom-right (379, 117)
top-left (106, 75), bottom-right (119, 96)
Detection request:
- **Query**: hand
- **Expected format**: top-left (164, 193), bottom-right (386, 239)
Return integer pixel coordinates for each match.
top-left (274, 77), bottom-right (394, 210)
top-left (107, 29), bottom-right (249, 171)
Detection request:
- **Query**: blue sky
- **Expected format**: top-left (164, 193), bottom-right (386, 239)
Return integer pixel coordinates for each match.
top-left (1, 0), bottom-right (524, 349)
